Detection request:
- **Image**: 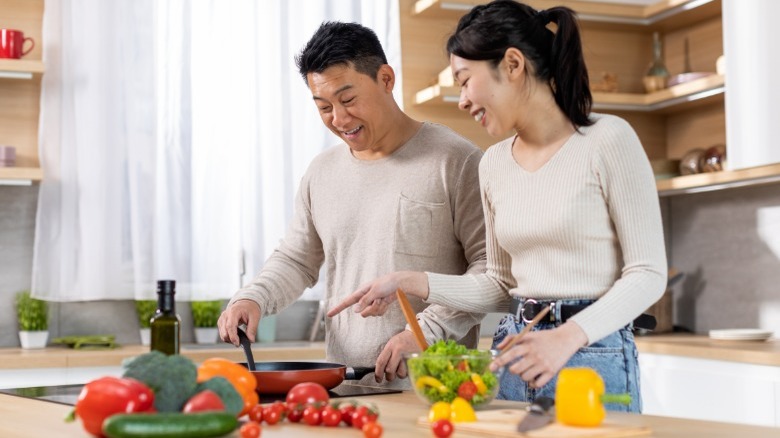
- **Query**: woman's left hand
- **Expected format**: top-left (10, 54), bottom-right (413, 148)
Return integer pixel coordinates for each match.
top-left (490, 322), bottom-right (588, 388)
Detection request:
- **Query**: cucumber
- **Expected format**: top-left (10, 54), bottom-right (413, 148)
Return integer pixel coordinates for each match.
top-left (102, 412), bottom-right (238, 438)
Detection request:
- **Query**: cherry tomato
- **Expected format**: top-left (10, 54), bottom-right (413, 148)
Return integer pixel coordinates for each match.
top-left (302, 404), bottom-right (323, 426)
top-left (247, 404), bottom-right (264, 423)
top-left (339, 402), bottom-right (356, 426)
top-left (269, 400), bottom-right (287, 416)
top-left (456, 360), bottom-right (470, 372)
top-left (362, 421), bottom-right (383, 438)
top-left (182, 389), bottom-right (225, 413)
top-left (457, 380), bottom-right (478, 401)
top-left (321, 405), bottom-right (342, 427)
top-left (352, 405), bottom-right (379, 429)
top-left (286, 382), bottom-right (330, 405)
top-left (239, 421), bottom-right (262, 438)
top-left (431, 419), bottom-right (454, 438)
top-left (263, 406), bottom-right (282, 425)
top-left (286, 403), bottom-right (304, 423)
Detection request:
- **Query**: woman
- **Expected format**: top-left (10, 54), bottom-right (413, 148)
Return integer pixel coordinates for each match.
top-left (328, 0), bottom-right (666, 411)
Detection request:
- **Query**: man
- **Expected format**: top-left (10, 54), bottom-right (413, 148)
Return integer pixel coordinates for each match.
top-left (218, 21), bottom-right (486, 388)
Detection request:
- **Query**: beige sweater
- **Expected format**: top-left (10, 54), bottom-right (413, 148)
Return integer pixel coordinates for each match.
top-left (230, 122), bottom-right (487, 382)
top-left (427, 114), bottom-right (667, 344)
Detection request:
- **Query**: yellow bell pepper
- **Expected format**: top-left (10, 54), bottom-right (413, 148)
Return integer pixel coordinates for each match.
top-left (470, 373), bottom-right (487, 395)
top-left (555, 367), bottom-right (631, 427)
top-left (415, 376), bottom-right (449, 393)
top-left (428, 401), bottom-right (452, 422)
top-left (449, 396), bottom-right (477, 422)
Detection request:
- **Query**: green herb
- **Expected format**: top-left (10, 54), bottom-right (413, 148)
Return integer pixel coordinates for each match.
top-left (191, 300), bottom-right (223, 328)
top-left (15, 290), bottom-right (48, 331)
top-left (135, 300), bottom-right (158, 328)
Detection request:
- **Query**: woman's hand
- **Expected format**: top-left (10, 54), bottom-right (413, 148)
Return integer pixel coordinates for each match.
top-left (326, 271), bottom-right (429, 318)
top-left (490, 321), bottom-right (588, 388)
top-left (217, 299), bottom-right (262, 346)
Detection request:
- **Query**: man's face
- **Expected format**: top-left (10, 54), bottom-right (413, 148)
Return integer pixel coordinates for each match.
top-left (307, 63), bottom-right (393, 156)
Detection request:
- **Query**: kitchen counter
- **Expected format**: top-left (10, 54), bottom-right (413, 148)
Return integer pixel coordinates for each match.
top-left (0, 342), bottom-right (327, 369)
top-left (1, 390), bottom-right (778, 437)
top-left (1, 333), bottom-right (778, 370)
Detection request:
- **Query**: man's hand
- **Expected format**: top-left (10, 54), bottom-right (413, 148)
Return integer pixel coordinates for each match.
top-left (373, 330), bottom-right (422, 383)
top-left (217, 300), bottom-right (262, 346)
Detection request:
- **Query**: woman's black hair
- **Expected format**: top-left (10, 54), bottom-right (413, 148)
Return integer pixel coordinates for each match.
top-left (295, 21), bottom-right (388, 85)
top-left (447, 0), bottom-right (593, 127)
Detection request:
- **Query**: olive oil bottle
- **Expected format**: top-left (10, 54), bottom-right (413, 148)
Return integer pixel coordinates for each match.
top-left (150, 280), bottom-right (181, 355)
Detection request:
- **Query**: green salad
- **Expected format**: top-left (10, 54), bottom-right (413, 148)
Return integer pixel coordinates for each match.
top-left (407, 340), bottom-right (499, 405)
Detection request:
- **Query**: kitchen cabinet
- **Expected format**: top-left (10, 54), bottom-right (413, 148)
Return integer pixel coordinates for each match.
top-left (0, 0), bottom-right (44, 184)
top-left (400, 0), bottom-right (780, 196)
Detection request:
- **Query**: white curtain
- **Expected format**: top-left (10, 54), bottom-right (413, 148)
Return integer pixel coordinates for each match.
top-left (33, 0), bottom-right (401, 301)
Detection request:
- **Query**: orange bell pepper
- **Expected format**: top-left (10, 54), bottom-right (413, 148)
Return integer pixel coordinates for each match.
top-left (554, 367), bottom-right (631, 427)
top-left (197, 357), bottom-right (258, 416)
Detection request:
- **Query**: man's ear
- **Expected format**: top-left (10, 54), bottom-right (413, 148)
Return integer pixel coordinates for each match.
top-left (377, 64), bottom-right (395, 92)
top-left (503, 47), bottom-right (526, 80)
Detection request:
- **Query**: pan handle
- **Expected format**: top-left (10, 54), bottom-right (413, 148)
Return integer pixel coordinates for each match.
top-left (236, 327), bottom-right (257, 371)
top-left (345, 367), bottom-right (374, 381)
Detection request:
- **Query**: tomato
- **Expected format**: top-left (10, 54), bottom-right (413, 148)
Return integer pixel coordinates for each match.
top-left (339, 402), bottom-right (356, 426)
top-left (239, 421), bottom-right (262, 438)
top-left (456, 360), bottom-right (470, 372)
top-left (431, 419), bottom-right (454, 438)
top-left (269, 400), bottom-right (287, 416)
top-left (428, 401), bottom-right (451, 422)
top-left (286, 403), bottom-right (304, 423)
top-left (457, 380), bottom-right (478, 401)
top-left (351, 405), bottom-right (378, 430)
top-left (263, 405), bottom-right (282, 425)
top-left (183, 389), bottom-right (225, 413)
top-left (362, 421), bottom-right (383, 438)
top-left (302, 404), bottom-right (323, 426)
top-left (286, 382), bottom-right (329, 406)
top-left (321, 405), bottom-right (341, 427)
top-left (247, 404), bottom-right (264, 423)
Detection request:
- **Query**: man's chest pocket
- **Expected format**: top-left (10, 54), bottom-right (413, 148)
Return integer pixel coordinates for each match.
top-left (394, 195), bottom-right (446, 258)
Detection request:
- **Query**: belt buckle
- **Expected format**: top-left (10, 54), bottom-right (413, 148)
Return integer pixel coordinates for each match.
top-left (520, 299), bottom-right (555, 324)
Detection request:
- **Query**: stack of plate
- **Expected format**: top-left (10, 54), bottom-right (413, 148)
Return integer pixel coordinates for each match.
top-left (708, 329), bottom-right (774, 341)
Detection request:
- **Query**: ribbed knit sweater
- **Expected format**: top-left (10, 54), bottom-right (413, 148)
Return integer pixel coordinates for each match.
top-left (427, 113), bottom-right (667, 344)
top-left (230, 122), bottom-right (487, 387)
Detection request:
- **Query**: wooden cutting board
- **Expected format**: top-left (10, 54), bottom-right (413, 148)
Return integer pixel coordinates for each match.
top-left (418, 409), bottom-right (651, 437)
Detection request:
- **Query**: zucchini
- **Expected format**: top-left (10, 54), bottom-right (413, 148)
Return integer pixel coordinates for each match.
top-left (102, 411), bottom-right (238, 438)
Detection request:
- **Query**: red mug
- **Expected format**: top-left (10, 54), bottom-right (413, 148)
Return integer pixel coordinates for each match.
top-left (0, 29), bottom-right (35, 59)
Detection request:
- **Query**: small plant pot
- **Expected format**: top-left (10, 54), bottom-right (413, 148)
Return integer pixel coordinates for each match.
top-left (19, 330), bottom-right (49, 349)
top-left (194, 327), bottom-right (219, 344)
top-left (139, 328), bottom-right (151, 346)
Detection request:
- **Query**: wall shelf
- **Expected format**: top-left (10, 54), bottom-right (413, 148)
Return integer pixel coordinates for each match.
top-left (0, 59), bottom-right (45, 79)
top-left (412, 0), bottom-right (722, 32)
top-left (656, 163), bottom-right (780, 196)
top-left (0, 167), bottom-right (43, 185)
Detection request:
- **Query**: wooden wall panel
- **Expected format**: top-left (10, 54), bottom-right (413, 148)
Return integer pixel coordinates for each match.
top-left (666, 104), bottom-right (726, 159)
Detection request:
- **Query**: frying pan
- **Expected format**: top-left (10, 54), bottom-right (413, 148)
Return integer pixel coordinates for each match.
top-left (236, 327), bottom-right (373, 394)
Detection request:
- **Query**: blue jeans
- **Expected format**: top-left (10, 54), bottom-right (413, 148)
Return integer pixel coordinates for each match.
top-left (491, 299), bottom-right (642, 413)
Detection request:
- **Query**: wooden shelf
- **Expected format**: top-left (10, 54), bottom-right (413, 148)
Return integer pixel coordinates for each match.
top-left (656, 163), bottom-right (780, 196)
top-left (0, 167), bottom-right (43, 185)
top-left (0, 59), bottom-right (44, 77)
top-left (415, 74), bottom-right (725, 113)
top-left (412, 0), bottom-right (721, 32)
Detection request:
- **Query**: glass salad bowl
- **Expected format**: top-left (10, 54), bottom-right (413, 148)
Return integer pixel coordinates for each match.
top-left (405, 341), bottom-right (502, 408)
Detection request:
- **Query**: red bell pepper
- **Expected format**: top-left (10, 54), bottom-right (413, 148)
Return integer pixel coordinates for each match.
top-left (71, 376), bottom-right (155, 437)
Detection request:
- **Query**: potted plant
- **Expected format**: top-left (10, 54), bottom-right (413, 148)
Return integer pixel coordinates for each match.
top-left (191, 300), bottom-right (223, 344)
top-left (15, 290), bottom-right (49, 349)
top-left (134, 299), bottom-right (157, 346)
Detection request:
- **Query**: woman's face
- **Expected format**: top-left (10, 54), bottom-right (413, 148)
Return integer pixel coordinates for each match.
top-left (450, 54), bottom-right (515, 138)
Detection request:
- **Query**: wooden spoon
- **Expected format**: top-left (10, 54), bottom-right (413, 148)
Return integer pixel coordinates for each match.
top-left (396, 288), bottom-right (428, 351)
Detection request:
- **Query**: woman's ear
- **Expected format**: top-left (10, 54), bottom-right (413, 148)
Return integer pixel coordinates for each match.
top-left (503, 47), bottom-right (526, 80)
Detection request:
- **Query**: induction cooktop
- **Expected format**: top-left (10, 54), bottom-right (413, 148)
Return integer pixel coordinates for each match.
top-left (0, 383), bottom-right (402, 406)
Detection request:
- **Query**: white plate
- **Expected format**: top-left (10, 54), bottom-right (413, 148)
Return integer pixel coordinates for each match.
top-left (709, 329), bottom-right (774, 341)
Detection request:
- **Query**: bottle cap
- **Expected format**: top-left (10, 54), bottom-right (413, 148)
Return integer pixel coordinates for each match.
top-left (157, 280), bottom-right (176, 295)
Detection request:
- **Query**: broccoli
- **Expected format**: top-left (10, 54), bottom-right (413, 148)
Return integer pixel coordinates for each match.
top-left (195, 377), bottom-right (243, 416)
top-left (122, 351), bottom-right (198, 412)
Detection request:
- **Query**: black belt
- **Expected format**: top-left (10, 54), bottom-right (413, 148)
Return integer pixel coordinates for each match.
top-left (509, 298), bottom-right (657, 331)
